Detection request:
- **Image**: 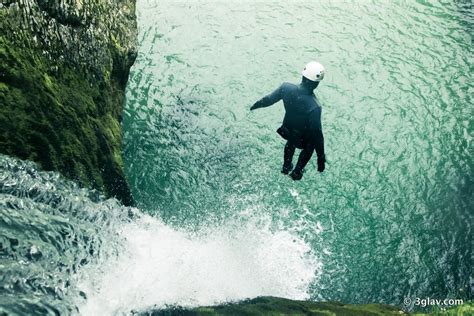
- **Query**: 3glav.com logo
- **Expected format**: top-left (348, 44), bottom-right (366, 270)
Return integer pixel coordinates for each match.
top-left (404, 297), bottom-right (464, 307)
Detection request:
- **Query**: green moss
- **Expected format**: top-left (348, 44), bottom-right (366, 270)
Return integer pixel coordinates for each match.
top-left (142, 298), bottom-right (474, 316)
top-left (412, 301), bottom-right (473, 315)
top-left (0, 6), bottom-right (135, 205)
top-left (144, 297), bottom-right (405, 316)
top-left (110, 34), bottom-right (122, 50)
top-left (43, 73), bottom-right (54, 90)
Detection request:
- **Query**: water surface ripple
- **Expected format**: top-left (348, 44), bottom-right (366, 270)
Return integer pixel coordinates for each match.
top-left (123, 0), bottom-right (473, 307)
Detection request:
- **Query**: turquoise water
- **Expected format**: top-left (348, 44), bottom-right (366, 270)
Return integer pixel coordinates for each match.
top-left (0, 0), bottom-right (472, 315)
top-left (123, 0), bottom-right (472, 308)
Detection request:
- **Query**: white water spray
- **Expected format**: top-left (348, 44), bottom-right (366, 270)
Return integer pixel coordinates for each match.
top-left (79, 214), bottom-right (321, 315)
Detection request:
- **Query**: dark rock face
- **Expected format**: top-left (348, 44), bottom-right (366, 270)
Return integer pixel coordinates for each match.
top-left (0, 0), bottom-right (137, 205)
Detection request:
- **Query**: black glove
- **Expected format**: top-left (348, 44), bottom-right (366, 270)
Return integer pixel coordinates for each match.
top-left (317, 156), bottom-right (325, 173)
top-left (250, 101), bottom-right (262, 111)
top-left (290, 168), bottom-right (303, 181)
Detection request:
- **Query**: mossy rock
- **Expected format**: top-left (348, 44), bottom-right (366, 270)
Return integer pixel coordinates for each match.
top-left (138, 297), bottom-right (473, 316)
top-left (0, 0), bottom-right (137, 205)
top-left (139, 297), bottom-right (404, 316)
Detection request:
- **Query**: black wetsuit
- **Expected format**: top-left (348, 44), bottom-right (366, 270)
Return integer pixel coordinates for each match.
top-left (252, 81), bottom-right (325, 178)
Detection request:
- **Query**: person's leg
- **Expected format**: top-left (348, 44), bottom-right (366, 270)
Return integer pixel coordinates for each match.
top-left (282, 141), bottom-right (296, 174)
top-left (290, 145), bottom-right (314, 180)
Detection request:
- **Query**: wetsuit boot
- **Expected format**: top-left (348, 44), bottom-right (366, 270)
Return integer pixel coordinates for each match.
top-left (290, 145), bottom-right (314, 180)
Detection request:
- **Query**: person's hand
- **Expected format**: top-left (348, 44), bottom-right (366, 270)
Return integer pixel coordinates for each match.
top-left (317, 156), bottom-right (325, 172)
top-left (250, 101), bottom-right (261, 111)
top-left (290, 169), bottom-right (303, 181)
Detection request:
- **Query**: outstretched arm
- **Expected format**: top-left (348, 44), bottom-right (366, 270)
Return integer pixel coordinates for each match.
top-left (250, 84), bottom-right (283, 110)
top-left (309, 108), bottom-right (326, 172)
top-left (308, 108), bottom-right (325, 161)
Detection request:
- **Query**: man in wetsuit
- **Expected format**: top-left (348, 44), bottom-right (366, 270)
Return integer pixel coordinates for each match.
top-left (250, 61), bottom-right (326, 180)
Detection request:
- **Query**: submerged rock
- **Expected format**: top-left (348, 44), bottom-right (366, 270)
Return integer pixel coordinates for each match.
top-left (0, 0), bottom-right (137, 205)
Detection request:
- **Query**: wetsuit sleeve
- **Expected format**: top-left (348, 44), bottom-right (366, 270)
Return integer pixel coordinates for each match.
top-left (308, 108), bottom-right (325, 160)
top-left (251, 84), bottom-right (283, 110)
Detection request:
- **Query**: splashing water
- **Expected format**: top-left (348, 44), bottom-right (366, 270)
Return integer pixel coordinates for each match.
top-left (0, 155), bottom-right (320, 315)
top-left (79, 214), bottom-right (320, 315)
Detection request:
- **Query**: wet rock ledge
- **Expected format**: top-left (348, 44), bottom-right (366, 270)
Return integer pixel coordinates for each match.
top-left (0, 0), bottom-right (137, 205)
top-left (140, 297), bottom-right (473, 316)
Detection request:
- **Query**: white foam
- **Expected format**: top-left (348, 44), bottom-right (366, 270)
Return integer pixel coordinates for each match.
top-left (78, 214), bottom-right (321, 315)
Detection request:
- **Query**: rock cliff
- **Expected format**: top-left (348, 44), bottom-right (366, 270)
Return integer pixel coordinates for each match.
top-left (0, 0), bottom-right (137, 205)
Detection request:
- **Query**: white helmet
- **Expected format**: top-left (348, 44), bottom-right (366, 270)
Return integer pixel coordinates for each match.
top-left (302, 61), bottom-right (325, 82)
